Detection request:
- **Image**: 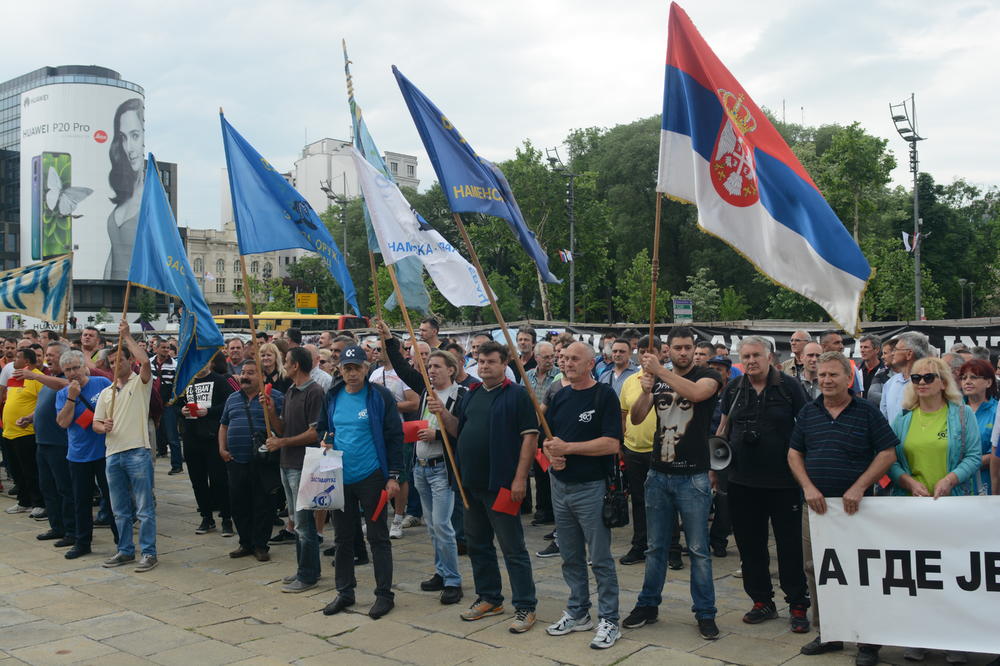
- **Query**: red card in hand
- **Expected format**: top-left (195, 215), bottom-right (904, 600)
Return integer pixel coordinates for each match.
top-left (6, 377), bottom-right (23, 388)
top-left (402, 420), bottom-right (429, 444)
top-left (371, 489), bottom-right (388, 522)
top-left (75, 409), bottom-right (94, 429)
top-left (878, 474), bottom-right (890, 489)
top-left (491, 487), bottom-right (522, 516)
top-left (534, 448), bottom-right (551, 473)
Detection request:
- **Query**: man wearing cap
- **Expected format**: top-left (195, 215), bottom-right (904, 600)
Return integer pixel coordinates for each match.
top-left (321, 345), bottom-right (404, 621)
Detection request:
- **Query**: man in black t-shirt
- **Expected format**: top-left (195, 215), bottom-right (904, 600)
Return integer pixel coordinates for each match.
top-left (717, 335), bottom-right (810, 633)
top-left (623, 327), bottom-right (722, 641)
top-left (542, 342), bottom-right (622, 650)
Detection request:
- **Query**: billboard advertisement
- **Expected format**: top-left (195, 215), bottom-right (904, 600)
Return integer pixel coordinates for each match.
top-left (19, 83), bottom-right (145, 280)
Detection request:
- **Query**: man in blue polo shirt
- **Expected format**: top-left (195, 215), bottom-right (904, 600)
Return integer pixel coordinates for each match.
top-left (788, 351), bottom-right (897, 666)
top-left (219, 360), bottom-right (283, 561)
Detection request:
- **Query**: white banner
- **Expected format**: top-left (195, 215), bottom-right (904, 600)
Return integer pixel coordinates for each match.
top-left (809, 497), bottom-right (1000, 653)
top-left (350, 148), bottom-right (489, 308)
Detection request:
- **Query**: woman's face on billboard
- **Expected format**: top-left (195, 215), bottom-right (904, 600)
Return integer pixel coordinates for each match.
top-left (119, 109), bottom-right (144, 173)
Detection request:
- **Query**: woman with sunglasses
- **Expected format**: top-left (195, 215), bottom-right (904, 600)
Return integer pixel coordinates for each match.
top-left (887, 361), bottom-right (984, 666)
top-left (958, 359), bottom-right (998, 494)
top-left (887, 356), bottom-right (982, 501)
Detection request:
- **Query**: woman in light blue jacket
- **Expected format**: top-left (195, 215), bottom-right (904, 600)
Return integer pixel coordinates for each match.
top-left (888, 356), bottom-right (981, 498)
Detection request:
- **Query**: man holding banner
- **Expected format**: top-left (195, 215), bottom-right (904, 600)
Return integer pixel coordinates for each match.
top-left (787, 351), bottom-right (897, 665)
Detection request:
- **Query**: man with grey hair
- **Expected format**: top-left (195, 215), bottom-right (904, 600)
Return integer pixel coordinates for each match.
top-left (941, 352), bottom-right (965, 385)
top-left (717, 335), bottom-right (810, 633)
top-left (28, 342), bottom-right (74, 542)
top-left (799, 343), bottom-right (823, 400)
top-left (788, 351), bottom-right (897, 665)
top-left (880, 332), bottom-right (931, 424)
top-left (524, 340), bottom-right (561, 526)
top-left (304, 344), bottom-right (332, 392)
top-left (855, 334), bottom-right (883, 398)
top-left (970, 346), bottom-right (991, 361)
top-left (781, 331), bottom-right (811, 378)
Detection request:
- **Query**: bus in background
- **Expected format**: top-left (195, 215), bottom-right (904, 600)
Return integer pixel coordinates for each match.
top-left (213, 312), bottom-right (370, 332)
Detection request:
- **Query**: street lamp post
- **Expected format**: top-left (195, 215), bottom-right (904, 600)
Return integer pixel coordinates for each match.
top-left (968, 282), bottom-right (975, 318)
top-left (320, 177), bottom-right (350, 314)
top-left (958, 278), bottom-right (968, 319)
top-left (546, 148), bottom-right (578, 323)
top-left (890, 93), bottom-right (927, 320)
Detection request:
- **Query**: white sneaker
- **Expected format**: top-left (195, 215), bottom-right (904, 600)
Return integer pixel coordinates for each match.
top-left (400, 514), bottom-right (423, 528)
top-left (589, 618), bottom-right (621, 650)
top-left (546, 611), bottom-right (593, 636)
top-left (5, 504), bottom-right (29, 514)
top-left (389, 520), bottom-right (403, 539)
top-left (733, 559), bottom-right (743, 578)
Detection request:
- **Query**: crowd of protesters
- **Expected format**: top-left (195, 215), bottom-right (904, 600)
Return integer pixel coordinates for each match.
top-left (1, 320), bottom-right (998, 661)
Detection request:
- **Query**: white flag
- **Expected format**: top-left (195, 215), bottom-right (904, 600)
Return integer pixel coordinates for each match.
top-left (901, 231), bottom-right (912, 252)
top-left (350, 148), bottom-right (489, 308)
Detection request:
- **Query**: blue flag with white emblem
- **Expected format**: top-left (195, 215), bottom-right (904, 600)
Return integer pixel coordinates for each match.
top-left (128, 154), bottom-right (224, 404)
top-left (220, 113), bottom-right (360, 315)
top-left (392, 66), bottom-right (560, 284)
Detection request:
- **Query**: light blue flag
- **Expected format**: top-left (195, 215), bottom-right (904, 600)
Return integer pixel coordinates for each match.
top-left (128, 154), bottom-right (224, 404)
top-left (392, 66), bottom-right (560, 284)
top-left (0, 254), bottom-right (71, 324)
top-left (343, 44), bottom-right (430, 313)
top-left (220, 113), bottom-right (360, 315)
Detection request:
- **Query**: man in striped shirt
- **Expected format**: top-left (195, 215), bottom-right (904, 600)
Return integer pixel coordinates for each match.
top-left (787, 351), bottom-right (897, 666)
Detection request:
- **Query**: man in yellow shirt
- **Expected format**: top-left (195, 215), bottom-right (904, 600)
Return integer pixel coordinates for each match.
top-left (2, 348), bottom-right (45, 516)
top-left (617, 335), bottom-right (661, 566)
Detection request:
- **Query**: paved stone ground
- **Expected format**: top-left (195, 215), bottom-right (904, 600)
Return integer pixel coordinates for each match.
top-left (0, 463), bottom-right (990, 665)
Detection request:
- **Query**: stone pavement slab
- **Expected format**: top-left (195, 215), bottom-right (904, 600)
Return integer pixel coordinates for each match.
top-left (9, 636), bottom-right (119, 665)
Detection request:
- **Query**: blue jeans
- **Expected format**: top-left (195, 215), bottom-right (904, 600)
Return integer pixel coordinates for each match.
top-left (413, 463), bottom-right (460, 587)
top-left (280, 467), bottom-right (320, 585)
top-left (638, 470), bottom-right (716, 619)
top-left (551, 474), bottom-right (619, 623)
top-left (464, 488), bottom-right (536, 611)
top-left (160, 405), bottom-right (183, 469)
top-left (36, 444), bottom-right (75, 538)
top-left (106, 448), bottom-right (157, 557)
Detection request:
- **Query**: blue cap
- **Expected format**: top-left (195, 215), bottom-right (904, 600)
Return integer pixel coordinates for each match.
top-left (340, 345), bottom-right (368, 366)
top-left (707, 355), bottom-right (732, 368)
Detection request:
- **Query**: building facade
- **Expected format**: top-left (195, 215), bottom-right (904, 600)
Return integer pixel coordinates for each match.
top-left (184, 220), bottom-right (281, 315)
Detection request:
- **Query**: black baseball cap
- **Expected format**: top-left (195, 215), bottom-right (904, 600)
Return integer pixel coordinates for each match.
top-left (340, 345), bottom-right (368, 366)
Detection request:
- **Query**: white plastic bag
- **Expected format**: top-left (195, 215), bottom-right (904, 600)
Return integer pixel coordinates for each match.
top-left (296, 448), bottom-right (344, 511)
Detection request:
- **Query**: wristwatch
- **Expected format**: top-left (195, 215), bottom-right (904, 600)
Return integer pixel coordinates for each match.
top-left (388, 472), bottom-right (401, 482)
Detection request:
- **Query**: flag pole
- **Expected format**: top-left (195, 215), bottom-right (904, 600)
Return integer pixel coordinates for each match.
top-left (61, 252), bottom-right (73, 339)
top-left (451, 213), bottom-right (553, 440)
top-left (382, 260), bottom-right (469, 509)
top-left (239, 255), bottom-right (272, 434)
top-left (110, 281), bottom-right (132, 415)
top-left (647, 194), bottom-right (663, 353)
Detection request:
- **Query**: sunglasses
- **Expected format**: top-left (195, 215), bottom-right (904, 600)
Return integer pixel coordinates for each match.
top-left (910, 373), bottom-right (939, 385)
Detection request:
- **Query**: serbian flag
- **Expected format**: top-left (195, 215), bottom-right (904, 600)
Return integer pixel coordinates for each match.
top-left (658, 3), bottom-right (871, 334)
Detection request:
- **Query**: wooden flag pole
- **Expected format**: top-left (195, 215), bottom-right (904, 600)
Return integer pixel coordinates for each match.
top-left (451, 213), bottom-right (553, 440)
top-left (61, 253), bottom-right (73, 339)
top-left (110, 281), bottom-right (132, 415)
top-left (368, 250), bottom-right (386, 344)
top-left (239, 255), bottom-right (272, 434)
top-left (383, 261), bottom-right (469, 509)
top-left (648, 194), bottom-right (663, 353)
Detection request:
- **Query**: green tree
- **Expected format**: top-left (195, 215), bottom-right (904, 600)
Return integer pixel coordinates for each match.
top-left (612, 248), bottom-right (671, 323)
top-left (135, 289), bottom-right (157, 324)
top-left (860, 236), bottom-right (946, 320)
top-left (238, 276), bottom-right (293, 312)
top-left (94, 307), bottom-right (111, 325)
top-left (678, 267), bottom-right (720, 321)
top-left (718, 287), bottom-right (750, 320)
top-left (817, 122), bottom-right (896, 242)
top-left (285, 256), bottom-right (344, 315)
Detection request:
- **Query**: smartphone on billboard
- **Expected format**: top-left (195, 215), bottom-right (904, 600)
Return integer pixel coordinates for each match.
top-left (30, 156), bottom-right (42, 261)
top-left (41, 151), bottom-right (74, 259)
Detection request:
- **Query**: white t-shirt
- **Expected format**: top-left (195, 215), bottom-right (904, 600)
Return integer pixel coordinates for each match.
top-left (0, 362), bottom-right (14, 387)
top-left (369, 367), bottom-right (413, 404)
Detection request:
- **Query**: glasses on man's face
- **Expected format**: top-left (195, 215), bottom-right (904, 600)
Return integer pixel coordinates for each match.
top-left (319, 360), bottom-right (328, 365)
top-left (959, 374), bottom-right (987, 382)
top-left (910, 373), bottom-right (939, 385)
top-left (62, 365), bottom-right (82, 372)
top-left (791, 338), bottom-right (810, 344)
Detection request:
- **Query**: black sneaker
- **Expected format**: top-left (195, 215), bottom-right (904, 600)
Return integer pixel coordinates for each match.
top-left (368, 596), bottom-right (394, 620)
top-left (789, 604), bottom-right (810, 633)
top-left (440, 586), bottom-right (463, 605)
top-left (619, 548), bottom-right (646, 566)
top-left (543, 530), bottom-right (556, 540)
top-left (195, 517), bottom-right (216, 534)
top-left (711, 543), bottom-right (728, 558)
top-left (698, 618), bottom-right (720, 640)
top-left (743, 601), bottom-right (778, 624)
top-left (421, 573), bottom-right (445, 591)
top-left (668, 552), bottom-right (684, 570)
top-left (800, 636), bottom-right (844, 655)
top-left (220, 519), bottom-right (235, 537)
top-left (268, 528), bottom-right (296, 544)
top-left (167, 467), bottom-right (183, 475)
top-left (354, 550), bottom-right (370, 566)
top-left (536, 542), bottom-right (560, 558)
top-left (622, 605), bottom-right (658, 629)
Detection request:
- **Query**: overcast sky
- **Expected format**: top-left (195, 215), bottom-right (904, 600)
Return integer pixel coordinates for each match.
top-left (8, 0), bottom-right (997, 229)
